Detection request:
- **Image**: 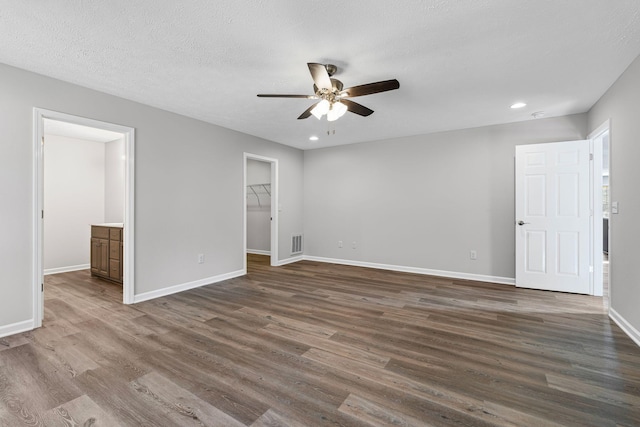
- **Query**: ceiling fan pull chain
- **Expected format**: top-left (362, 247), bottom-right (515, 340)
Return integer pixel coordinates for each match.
top-left (326, 121), bottom-right (336, 135)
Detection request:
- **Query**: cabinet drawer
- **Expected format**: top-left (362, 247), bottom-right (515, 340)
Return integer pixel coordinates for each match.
top-left (109, 228), bottom-right (122, 241)
top-left (109, 240), bottom-right (120, 260)
top-left (91, 226), bottom-right (109, 239)
top-left (109, 259), bottom-right (121, 279)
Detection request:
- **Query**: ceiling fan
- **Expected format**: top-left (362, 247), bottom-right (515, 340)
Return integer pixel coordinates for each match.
top-left (257, 63), bottom-right (400, 121)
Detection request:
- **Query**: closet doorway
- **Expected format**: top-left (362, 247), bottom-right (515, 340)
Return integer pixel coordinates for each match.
top-left (243, 153), bottom-right (278, 270)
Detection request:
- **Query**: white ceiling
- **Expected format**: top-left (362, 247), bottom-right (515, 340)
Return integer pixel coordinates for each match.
top-left (2, 1), bottom-right (640, 150)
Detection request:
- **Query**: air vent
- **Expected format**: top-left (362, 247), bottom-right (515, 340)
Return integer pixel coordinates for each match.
top-left (291, 234), bottom-right (303, 255)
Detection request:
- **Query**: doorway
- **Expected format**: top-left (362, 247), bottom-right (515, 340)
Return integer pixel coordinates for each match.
top-left (514, 128), bottom-right (610, 297)
top-left (243, 153), bottom-right (278, 270)
top-left (33, 108), bottom-right (135, 328)
top-left (589, 121), bottom-right (610, 302)
top-left (515, 140), bottom-right (592, 294)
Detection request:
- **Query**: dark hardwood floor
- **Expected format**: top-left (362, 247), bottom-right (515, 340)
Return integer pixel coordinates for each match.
top-left (1, 254), bottom-right (638, 426)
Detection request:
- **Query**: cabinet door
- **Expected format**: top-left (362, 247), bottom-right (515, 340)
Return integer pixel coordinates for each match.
top-left (91, 238), bottom-right (99, 274)
top-left (91, 238), bottom-right (109, 277)
top-left (100, 239), bottom-right (109, 276)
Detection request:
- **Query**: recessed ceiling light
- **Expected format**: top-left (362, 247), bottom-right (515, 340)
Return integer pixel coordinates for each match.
top-left (510, 102), bottom-right (527, 109)
top-left (309, 136), bottom-right (319, 141)
top-left (532, 111), bottom-right (546, 119)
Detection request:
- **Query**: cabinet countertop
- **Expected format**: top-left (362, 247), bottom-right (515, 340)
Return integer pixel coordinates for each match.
top-left (92, 223), bottom-right (124, 228)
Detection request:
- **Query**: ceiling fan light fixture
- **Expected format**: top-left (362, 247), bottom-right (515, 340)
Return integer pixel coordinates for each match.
top-left (327, 101), bottom-right (348, 122)
top-left (334, 101), bottom-right (348, 117)
top-left (311, 99), bottom-right (330, 119)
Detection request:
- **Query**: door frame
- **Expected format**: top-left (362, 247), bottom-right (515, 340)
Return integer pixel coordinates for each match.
top-left (588, 119), bottom-right (610, 297)
top-left (243, 153), bottom-right (278, 270)
top-left (515, 130), bottom-right (608, 296)
top-left (33, 108), bottom-right (136, 327)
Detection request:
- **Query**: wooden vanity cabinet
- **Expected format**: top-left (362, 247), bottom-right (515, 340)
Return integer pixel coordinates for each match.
top-left (91, 225), bottom-right (123, 284)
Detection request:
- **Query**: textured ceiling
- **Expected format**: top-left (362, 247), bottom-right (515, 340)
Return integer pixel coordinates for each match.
top-left (2, 1), bottom-right (640, 150)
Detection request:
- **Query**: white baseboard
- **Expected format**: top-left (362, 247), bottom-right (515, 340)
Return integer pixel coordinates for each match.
top-left (276, 255), bottom-right (304, 266)
top-left (44, 264), bottom-right (90, 276)
top-left (247, 249), bottom-right (271, 256)
top-left (133, 269), bottom-right (246, 304)
top-left (302, 256), bottom-right (515, 285)
top-left (0, 319), bottom-right (34, 339)
top-left (609, 308), bottom-right (640, 347)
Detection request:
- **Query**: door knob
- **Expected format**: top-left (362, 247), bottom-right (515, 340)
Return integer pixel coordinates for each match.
top-left (517, 220), bottom-right (530, 226)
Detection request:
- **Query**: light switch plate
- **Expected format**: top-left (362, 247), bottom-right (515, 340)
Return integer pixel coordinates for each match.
top-left (611, 201), bottom-right (619, 214)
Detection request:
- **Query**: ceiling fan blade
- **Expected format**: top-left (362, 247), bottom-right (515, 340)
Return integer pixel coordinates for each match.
top-left (257, 94), bottom-right (317, 99)
top-left (341, 79), bottom-right (400, 97)
top-left (297, 102), bottom-right (319, 119)
top-left (341, 99), bottom-right (374, 116)
top-left (308, 63), bottom-right (333, 90)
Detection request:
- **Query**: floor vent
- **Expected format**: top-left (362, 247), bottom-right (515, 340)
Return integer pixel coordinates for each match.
top-left (291, 234), bottom-right (303, 255)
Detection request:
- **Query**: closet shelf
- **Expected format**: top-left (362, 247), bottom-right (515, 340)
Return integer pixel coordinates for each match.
top-left (247, 183), bottom-right (271, 207)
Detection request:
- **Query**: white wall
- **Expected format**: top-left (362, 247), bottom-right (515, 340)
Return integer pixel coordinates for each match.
top-left (588, 54), bottom-right (640, 342)
top-left (0, 62), bottom-right (304, 336)
top-left (303, 114), bottom-right (587, 281)
top-left (105, 137), bottom-right (125, 223)
top-left (246, 159), bottom-right (271, 253)
top-left (43, 135), bottom-right (106, 272)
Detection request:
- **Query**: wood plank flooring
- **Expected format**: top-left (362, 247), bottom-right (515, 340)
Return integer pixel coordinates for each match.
top-left (1, 254), bottom-right (639, 426)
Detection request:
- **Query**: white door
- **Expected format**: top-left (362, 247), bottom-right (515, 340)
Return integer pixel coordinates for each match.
top-left (515, 140), bottom-right (591, 294)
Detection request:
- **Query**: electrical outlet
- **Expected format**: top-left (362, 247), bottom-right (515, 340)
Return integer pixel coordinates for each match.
top-left (470, 250), bottom-right (477, 260)
top-left (198, 253), bottom-right (205, 264)
top-left (352, 241), bottom-right (357, 249)
top-left (338, 240), bottom-right (343, 248)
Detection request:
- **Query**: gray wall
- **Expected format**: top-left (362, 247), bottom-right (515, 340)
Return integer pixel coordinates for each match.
top-left (303, 114), bottom-right (587, 281)
top-left (0, 63), bottom-right (303, 331)
top-left (588, 54), bottom-right (640, 336)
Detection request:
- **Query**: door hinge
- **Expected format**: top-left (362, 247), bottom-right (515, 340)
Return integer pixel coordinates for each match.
top-left (589, 153), bottom-right (594, 160)
top-left (41, 283), bottom-right (44, 292)
top-left (41, 210), bottom-right (44, 219)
